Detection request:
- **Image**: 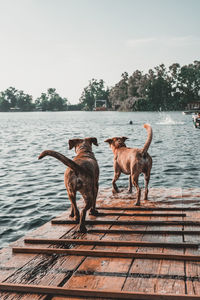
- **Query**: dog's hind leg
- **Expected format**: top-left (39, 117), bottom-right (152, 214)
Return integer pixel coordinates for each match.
top-left (89, 181), bottom-right (99, 216)
top-left (128, 175), bottom-right (132, 193)
top-left (131, 175), bottom-right (141, 206)
top-left (144, 170), bottom-right (151, 201)
top-left (112, 171), bottom-right (121, 194)
top-left (77, 197), bottom-right (93, 233)
top-left (68, 192), bottom-right (80, 222)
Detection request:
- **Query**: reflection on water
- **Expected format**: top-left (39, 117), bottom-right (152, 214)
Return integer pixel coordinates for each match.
top-left (0, 111), bottom-right (199, 248)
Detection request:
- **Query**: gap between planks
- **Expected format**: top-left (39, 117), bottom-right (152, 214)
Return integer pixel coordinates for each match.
top-left (96, 206), bottom-right (200, 211)
top-left (87, 229), bottom-right (200, 235)
top-left (89, 212), bottom-right (187, 217)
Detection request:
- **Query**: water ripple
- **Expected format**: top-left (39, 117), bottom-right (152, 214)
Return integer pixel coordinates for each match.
top-left (0, 111), bottom-right (200, 248)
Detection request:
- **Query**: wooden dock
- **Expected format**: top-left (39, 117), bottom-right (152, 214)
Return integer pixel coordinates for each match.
top-left (1, 187), bottom-right (200, 299)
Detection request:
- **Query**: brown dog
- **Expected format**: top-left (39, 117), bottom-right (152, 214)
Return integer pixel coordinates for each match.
top-left (105, 124), bottom-right (152, 206)
top-left (38, 137), bottom-right (99, 233)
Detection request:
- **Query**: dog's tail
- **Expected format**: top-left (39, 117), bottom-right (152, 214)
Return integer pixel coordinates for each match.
top-left (142, 124), bottom-right (153, 153)
top-left (38, 150), bottom-right (83, 175)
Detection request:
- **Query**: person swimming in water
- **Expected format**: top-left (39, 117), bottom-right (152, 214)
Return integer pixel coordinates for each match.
top-left (193, 112), bottom-right (200, 128)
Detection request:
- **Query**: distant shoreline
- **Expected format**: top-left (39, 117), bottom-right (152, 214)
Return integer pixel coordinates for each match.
top-left (0, 109), bottom-right (186, 113)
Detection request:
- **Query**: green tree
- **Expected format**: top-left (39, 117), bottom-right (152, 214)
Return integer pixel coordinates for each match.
top-left (128, 70), bottom-right (148, 98)
top-left (35, 93), bottom-right (49, 111)
top-left (0, 93), bottom-right (10, 111)
top-left (79, 79), bottom-right (109, 110)
top-left (109, 72), bottom-right (129, 109)
top-left (35, 88), bottom-right (68, 111)
top-left (3, 87), bottom-right (18, 107)
top-left (178, 61), bottom-right (200, 108)
top-left (144, 65), bottom-right (172, 111)
top-left (0, 87), bottom-right (34, 111)
top-left (17, 90), bottom-right (34, 111)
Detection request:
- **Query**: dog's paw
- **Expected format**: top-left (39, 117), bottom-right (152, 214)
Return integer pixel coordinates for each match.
top-left (75, 224), bottom-right (87, 233)
top-left (72, 212), bottom-right (79, 223)
top-left (89, 208), bottom-right (99, 216)
top-left (74, 216), bottom-right (80, 223)
top-left (112, 188), bottom-right (119, 194)
top-left (69, 211), bottom-right (74, 218)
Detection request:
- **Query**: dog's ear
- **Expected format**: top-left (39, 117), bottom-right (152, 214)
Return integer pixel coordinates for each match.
top-left (104, 138), bottom-right (113, 144)
top-left (87, 137), bottom-right (98, 146)
top-left (68, 139), bottom-right (82, 150)
top-left (122, 137), bottom-right (128, 142)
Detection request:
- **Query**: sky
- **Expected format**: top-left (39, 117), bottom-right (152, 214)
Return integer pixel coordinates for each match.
top-left (0, 0), bottom-right (199, 104)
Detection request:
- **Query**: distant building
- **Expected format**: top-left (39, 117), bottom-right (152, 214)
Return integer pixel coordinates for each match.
top-left (94, 99), bottom-right (107, 111)
top-left (186, 102), bottom-right (200, 110)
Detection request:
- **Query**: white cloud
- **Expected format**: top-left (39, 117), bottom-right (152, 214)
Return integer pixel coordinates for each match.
top-left (163, 35), bottom-right (200, 46)
top-left (126, 36), bottom-right (200, 48)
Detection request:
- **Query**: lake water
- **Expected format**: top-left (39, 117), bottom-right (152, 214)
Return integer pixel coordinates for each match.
top-left (0, 111), bottom-right (199, 248)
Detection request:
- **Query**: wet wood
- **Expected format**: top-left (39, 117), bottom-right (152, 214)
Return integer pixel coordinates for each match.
top-left (1, 282), bottom-right (200, 299)
top-left (12, 246), bottom-right (200, 261)
top-left (24, 237), bottom-right (199, 248)
top-left (1, 188), bottom-right (200, 299)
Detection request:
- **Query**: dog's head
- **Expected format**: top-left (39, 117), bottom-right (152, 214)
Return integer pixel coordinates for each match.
top-left (104, 137), bottom-right (128, 150)
top-left (69, 137), bottom-right (98, 153)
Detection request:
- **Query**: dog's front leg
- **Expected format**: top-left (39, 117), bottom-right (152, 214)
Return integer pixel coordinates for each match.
top-left (112, 162), bottom-right (121, 193)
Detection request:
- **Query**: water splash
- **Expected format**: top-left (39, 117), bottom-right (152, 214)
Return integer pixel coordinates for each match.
top-left (156, 114), bottom-right (184, 125)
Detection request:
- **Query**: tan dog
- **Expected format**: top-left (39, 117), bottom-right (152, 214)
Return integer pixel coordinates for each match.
top-left (38, 137), bottom-right (99, 233)
top-left (105, 124), bottom-right (152, 206)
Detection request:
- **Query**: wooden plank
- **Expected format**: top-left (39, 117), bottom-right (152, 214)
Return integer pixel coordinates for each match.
top-left (24, 238), bottom-right (199, 248)
top-left (0, 215), bottom-right (76, 282)
top-left (123, 278), bottom-right (185, 295)
top-left (156, 219), bottom-right (185, 294)
top-left (2, 191), bottom-right (200, 299)
top-left (12, 247), bottom-right (200, 261)
top-left (51, 219), bottom-right (200, 226)
top-left (59, 207), bottom-right (135, 299)
top-left (184, 211), bottom-right (200, 296)
top-left (1, 207), bottom-right (123, 299)
top-left (122, 212), bottom-right (186, 295)
top-left (120, 212), bottom-right (180, 293)
top-left (1, 283), bottom-right (200, 299)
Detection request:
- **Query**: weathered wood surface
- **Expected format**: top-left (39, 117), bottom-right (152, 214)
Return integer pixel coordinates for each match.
top-left (0, 187), bottom-right (200, 299)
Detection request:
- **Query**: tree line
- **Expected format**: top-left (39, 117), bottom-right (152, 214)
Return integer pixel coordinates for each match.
top-left (0, 61), bottom-right (199, 112)
top-left (0, 87), bottom-right (70, 112)
top-left (108, 60), bottom-right (200, 111)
